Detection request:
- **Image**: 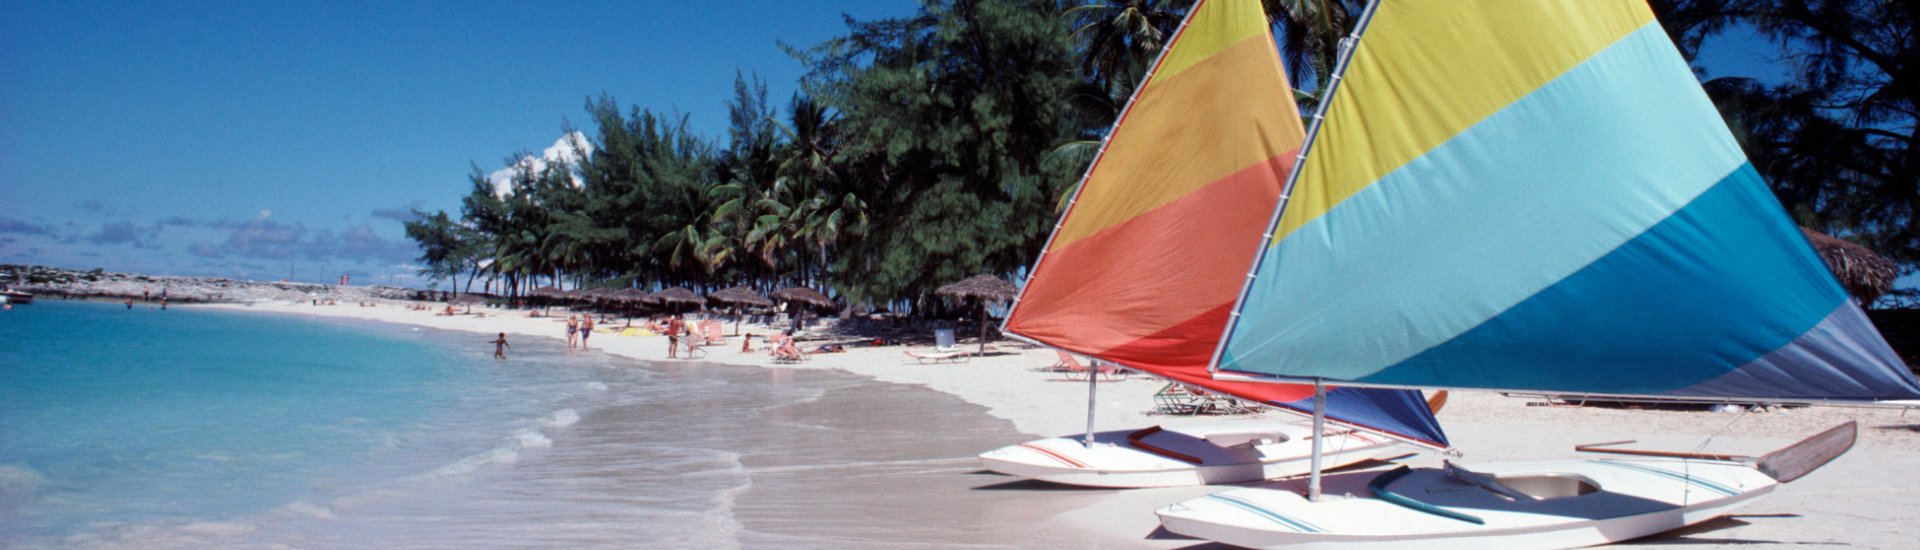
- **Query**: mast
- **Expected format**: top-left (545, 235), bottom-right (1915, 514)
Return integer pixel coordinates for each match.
top-left (1084, 359), bottom-right (1101, 447)
top-left (1308, 378), bottom-right (1326, 501)
top-left (1208, 0), bottom-right (1385, 374)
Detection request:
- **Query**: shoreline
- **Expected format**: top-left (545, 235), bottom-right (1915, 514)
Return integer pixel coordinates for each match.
top-left (196, 299), bottom-right (1920, 548)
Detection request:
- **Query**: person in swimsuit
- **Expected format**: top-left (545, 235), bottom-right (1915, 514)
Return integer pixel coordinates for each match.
top-left (579, 315), bottom-right (593, 351)
top-left (491, 333), bottom-right (510, 360)
top-left (666, 315), bottom-right (683, 359)
top-left (566, 314), bottom-right (579, 353)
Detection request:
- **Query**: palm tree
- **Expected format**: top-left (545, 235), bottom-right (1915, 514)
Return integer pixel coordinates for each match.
top-left (1262, 0), bottom-right (1361, 104)
top-left (1064, 0), bottom-right (1193, 93)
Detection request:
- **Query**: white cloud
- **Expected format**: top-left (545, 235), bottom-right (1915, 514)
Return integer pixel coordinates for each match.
top-left (487, 132), bottom-right (593, 196)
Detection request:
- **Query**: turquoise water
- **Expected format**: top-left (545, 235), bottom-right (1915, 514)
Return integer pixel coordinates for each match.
top-left (2, 302), bottom-right (446, 537)
top-left (0, 300), bottom-right (1048, 549)
top-left (0, 301), bottom-right (629, 547)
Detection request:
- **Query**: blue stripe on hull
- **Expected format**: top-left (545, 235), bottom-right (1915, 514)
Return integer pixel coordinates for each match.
top-left (1371, 164), bottom-right (1869, 396)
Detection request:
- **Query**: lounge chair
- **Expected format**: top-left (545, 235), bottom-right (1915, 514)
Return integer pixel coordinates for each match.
top-left (1059, 352), bottom-right (1127, 382)
top-left (1152, 383), bottom-right (1255, 415)
top-left (700, 320), bottom-right (727, 345)
top-left (1046, 349), bottom-right (1077, 372)
top-left (681, 334), bottom-right (710, 359)
top-left (905, 349), bottom-right (971, 364)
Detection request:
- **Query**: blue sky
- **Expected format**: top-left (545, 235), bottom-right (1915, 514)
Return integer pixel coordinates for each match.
top-left (1, 1), bottom-right (1795, 287)
top-left (0, 0), bottom-right (908, 286)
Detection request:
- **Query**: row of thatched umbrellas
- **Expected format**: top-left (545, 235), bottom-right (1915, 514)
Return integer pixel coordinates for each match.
top-left (451, 225), bottom-right (1901, 352)
top-left (504, 276), bottom-right (1024, 347)
top-left (507, 284), bottom-right (851, 334)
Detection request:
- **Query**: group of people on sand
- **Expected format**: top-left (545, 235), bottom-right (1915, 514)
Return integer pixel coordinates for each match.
top-left (737, 328), bottom-right (805, 361)
top-left (565, 313), bottom-right (594, 353)
top-left (481, 310), bottom-right (809, 363)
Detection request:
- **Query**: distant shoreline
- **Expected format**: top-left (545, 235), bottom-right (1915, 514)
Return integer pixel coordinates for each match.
top-left (2, 264), bottom-right (419, 304)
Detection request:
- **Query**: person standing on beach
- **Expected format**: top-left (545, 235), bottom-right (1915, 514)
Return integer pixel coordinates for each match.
top-left (579, 315), bottom-right (593, 351)
top-left (491, 333), bottom-right (510, 360)
top-left (666, 315), bottom-right (683, 359)
top-left (125, 298), bottom-right (133, 309)
top-left (565, 314), bottom-right (579, 354)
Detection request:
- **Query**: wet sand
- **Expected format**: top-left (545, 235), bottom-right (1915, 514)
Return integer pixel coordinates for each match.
top-left (207, 301), bottom-right (1920, 548)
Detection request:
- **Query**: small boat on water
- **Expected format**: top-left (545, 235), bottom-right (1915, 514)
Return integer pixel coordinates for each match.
top-left (1153, 0), bottom-right (1920, 547)
top-left (989, 0), bottom-right (1447, 489)
top-left (1, 288), bottom-right (32, 304)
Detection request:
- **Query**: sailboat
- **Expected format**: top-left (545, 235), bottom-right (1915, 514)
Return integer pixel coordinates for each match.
top-left (1155, 0), bottom-right (1920, 547)
top-left (980, 0), bottom-right (1449, 489)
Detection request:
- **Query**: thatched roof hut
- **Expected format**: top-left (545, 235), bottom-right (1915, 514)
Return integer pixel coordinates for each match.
top-left (709, 286), bottom-right (773, 308)
top-left (709, 286), bottom-right (773, 335)
top-left (647, 287), bottom-right (706, 307)
top-left (583, 287), bottom-right (619, 303)
top-left (771, 286), bottom-right (837, 309)
top-left (771, 286), bottom-right (838, 332)
top-left (611, 288), bottom-right (651, 304)
top-left (937, 274), bottom-right (1021, 353)
top-left (936, 274), bottom-right (1020, 302)
top-left (1802, 227), bottom-right (1898, 303)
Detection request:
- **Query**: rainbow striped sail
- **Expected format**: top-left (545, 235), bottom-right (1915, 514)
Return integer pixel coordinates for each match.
top-left (1006, 0), bottom-right (1447, 446)
top-left (1217, 0), bottom-right (1920, 402)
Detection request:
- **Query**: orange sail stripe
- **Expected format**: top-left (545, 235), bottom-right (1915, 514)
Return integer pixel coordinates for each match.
top-left (1103, 303), bottom-right (1319, 403)
top-left (1010, 155), bottom-right (1293, 355)
top-left (1050, 34), bottom-right (1304, 250)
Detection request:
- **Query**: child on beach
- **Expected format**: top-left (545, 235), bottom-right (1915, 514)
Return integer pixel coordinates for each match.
top-left (491, 333), bottom-right (510, 360)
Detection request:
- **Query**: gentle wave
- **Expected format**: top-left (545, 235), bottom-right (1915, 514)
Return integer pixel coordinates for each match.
top-left (542, 408), bottom-right (581, 428)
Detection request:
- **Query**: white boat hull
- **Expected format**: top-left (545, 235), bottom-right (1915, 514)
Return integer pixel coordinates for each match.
top-left (978, 423), bottom-right (1405, 488)
top-left (1156, 459), bottom-right (1777, 549)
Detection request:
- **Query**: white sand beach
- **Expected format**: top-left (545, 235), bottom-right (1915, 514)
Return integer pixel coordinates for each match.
top-left (205, 300), bottom-right (1920, 548)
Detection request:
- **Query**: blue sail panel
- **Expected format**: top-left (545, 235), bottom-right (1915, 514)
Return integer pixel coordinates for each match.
top-left (1363, 165), bottom-right (1920, 400)
top-left (1220, 22), bottom-right (1746, 379)
top-left (1267, 388), bottom-right (1449, 448)
top-left (1214, 1), bottom-right (1920, 402)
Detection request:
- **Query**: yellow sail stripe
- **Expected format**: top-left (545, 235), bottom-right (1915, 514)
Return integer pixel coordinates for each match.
top-left (1152, 0), bottom-right (1273, 82)
top-left (1272, 0), bottom-right (1652, 243)
top-left (1053, 34), bottom-right (1303, 250)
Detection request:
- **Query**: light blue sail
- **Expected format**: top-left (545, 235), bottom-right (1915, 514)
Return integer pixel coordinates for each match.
top-left (1216, 0), bottom-right (1920, 402)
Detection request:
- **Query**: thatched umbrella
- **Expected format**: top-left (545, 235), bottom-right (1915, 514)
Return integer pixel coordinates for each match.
top-left (528, 285), bottom-right (564, 313)
top-left (608, 288), bottom-right (651, 324)
top-left (584, 287), bottom-right (619, 305)
top-left (1802, 227), bottom-right (1899, 304)
top-left (771, 286), bottom-right (837, 332)
top-left (647, 287), bottom-right (706, 316)
top-left (938, 274), bottom-right (1021, 353)
top-left (709, 286), bottom-right (773, 335)
top-left (612, 288), bottom-right (650, 304)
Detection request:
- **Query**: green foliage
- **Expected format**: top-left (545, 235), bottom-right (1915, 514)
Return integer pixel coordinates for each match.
top-left (402, 0), bottom-right (1910, 308)
top-left (802, 0), bottom-right (1082, 302)
top-left (1653, 0), bottom-right (1919, 270)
